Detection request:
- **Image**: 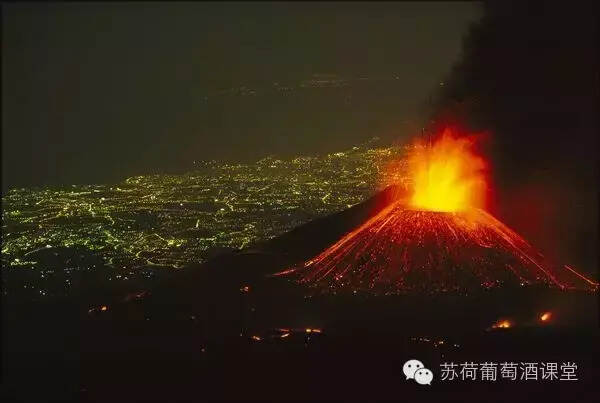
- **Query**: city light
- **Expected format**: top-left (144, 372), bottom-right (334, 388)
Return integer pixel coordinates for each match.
top-left (2, 142), bottom-right (408, 298)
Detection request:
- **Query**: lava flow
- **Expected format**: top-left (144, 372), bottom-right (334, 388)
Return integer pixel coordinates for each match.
top-left (276, 129), bottom-right (598, 294)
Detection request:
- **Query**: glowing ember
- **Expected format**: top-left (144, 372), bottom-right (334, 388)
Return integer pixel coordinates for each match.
top-left (563, 265), bottom-right (599, 287)
top-left (409, 128), bottom-right (487, 212)
top-left (540, 312), bottom-right (552, 322)
top-left (100, 305), bottom-right (108, 312)
top-left (492, 319), bottom-right (512, 329)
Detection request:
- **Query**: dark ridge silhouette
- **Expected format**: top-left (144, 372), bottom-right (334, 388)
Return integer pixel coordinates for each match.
top-left (258, 184), bottom-right (407, 261)
top-left (159, 185), bottom-right (408, 309)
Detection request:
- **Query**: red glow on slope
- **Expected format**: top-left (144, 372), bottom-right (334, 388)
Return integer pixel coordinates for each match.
top-left (274, 129), bottom-right (597, 295)
top-left (275, 202), bottom-right (594, 294)
top-left (563, 265), bottom-right (599, 286)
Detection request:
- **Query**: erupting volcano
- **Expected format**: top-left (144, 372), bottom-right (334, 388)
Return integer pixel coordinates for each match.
top-left (276, 129), bottom-right (597, 294)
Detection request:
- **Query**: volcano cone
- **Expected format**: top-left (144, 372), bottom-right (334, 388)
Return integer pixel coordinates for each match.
top-left (276, 200), bottom-right (597, 294)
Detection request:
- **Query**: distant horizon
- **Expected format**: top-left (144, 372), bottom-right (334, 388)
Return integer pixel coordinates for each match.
top-left (2, 135), bottom-right (411, 192)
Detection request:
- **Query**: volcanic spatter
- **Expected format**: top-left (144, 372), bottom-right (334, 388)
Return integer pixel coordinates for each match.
top-left (275, 129), bottom-right (597, 294)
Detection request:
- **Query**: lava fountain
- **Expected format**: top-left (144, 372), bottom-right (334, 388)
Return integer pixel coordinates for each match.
top-left (276, 128), bottom-right (597, 294)
top-left (409, 130), bottom-right (487, 212)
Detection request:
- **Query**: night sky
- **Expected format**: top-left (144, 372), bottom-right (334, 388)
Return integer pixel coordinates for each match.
top-left (2, 2), bottom-right (482, 190)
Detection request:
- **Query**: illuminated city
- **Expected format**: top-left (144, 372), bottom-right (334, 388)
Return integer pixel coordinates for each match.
top-left (2, 3), bottom-right (597, 402)
top-left (2, 140), bottom-right (409, 299)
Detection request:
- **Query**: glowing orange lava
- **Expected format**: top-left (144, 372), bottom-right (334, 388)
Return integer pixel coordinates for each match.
top-left (408, 128), bottom-right (487, 212)
top-left (275, 128), bottom-right (598, 295)
top-left (492, 319), bottom-right (512, 329)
